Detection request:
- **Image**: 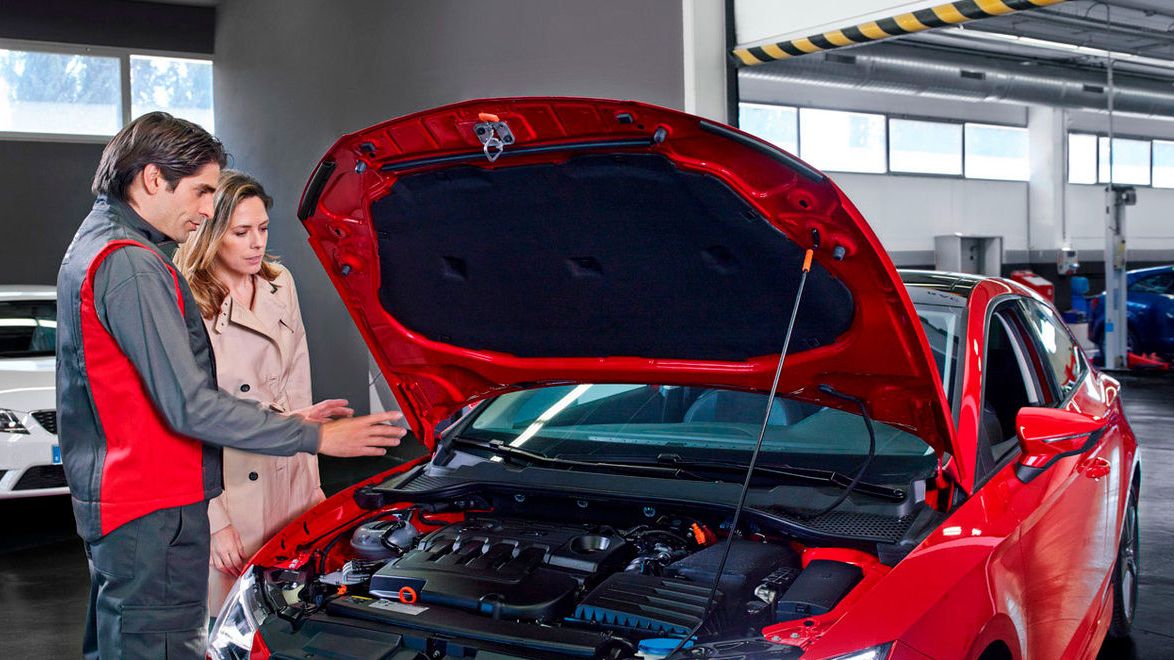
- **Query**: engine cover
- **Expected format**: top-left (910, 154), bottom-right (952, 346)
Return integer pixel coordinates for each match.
top-left (370, 517), bottom-right (629, 620)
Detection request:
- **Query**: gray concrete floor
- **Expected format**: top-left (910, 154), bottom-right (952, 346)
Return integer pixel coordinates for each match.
top-left (1, 374), bottom-right (1172, 658)
top-left (1098, 372), bottom-right (1174, 660)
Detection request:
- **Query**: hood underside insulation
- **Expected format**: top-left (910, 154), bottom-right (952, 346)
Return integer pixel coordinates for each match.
top-left (371, 153), bottom-right (853, 361)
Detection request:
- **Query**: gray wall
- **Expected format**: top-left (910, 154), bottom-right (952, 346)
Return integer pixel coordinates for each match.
top-left (1, 0), bottom-right (214, 53)
top-left (214, 0), bottom-right (688, 420)
top-left (0, 140), bottom-right (103, 285)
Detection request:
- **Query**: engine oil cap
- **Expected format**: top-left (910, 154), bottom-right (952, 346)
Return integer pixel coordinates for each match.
top-left (638, 637), bottom-right (693, 659)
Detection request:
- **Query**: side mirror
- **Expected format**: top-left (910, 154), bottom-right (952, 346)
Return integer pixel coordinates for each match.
top-left (1014, 407), bottom-right (1106, 483)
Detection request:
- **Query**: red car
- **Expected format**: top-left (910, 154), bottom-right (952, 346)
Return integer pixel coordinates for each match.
top-left (208, 99), bottom-right (1141, 660)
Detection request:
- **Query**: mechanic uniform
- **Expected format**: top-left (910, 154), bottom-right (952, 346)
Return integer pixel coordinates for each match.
top-left (56, 195), bottom-right (320, 660)
top-left (206, 266), bottom-right (326, 613)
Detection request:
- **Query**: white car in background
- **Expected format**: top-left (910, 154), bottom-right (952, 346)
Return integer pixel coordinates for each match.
top-left (0, 286), bottom-right (64, 498)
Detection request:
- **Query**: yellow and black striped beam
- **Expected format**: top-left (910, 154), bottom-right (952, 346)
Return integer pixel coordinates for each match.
top-left (733, 0), bottom-right (1068, 66)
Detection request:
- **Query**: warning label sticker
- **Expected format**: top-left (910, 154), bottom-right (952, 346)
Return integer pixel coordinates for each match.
top-left (369, 599), bottom-right (428, 615)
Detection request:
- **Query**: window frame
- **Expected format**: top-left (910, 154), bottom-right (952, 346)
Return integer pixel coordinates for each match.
top-left (0, 37), bottom-right (213, 143)
top-left (1151, 138), bottom-right (1174, 189)
top-left (1096, 134), bottom-right (1152, 186)
top-left (797, 106), bottom-right (889, 175)
top-left (887, 116), bottom-right (965, 178)
top-left (1066, 132), bottom-right (1099, 185)
top-left (962, 121), bottom-right (1031, 182)
top-left (737, 103), bottom-right (1029, 182)
top-left (736, 101), bottom-right (799, 155)
top-left (1066, 130), bottom-right (1174, 189)
top-left (973, 297), bottom-right (1049, 487)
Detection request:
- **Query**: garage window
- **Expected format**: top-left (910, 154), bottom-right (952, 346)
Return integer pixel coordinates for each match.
top-left (964, 123), bottom-right (1029, 181)
top-left (0, 48), bottom-right (121, 136)
top-left (889, 118), bottom-right (962, 176)
top-left (738, 102), bottom-right (797, 154)
top-left (1068, 133), bottom-right (1098, 184)
top-left (799, 108), bottom-right (886, 174)
top-left (1098, 136), bottom-right (1150, 186)
top-left (0, 41), bottom-right (213, 139)
top-left (1151, 140), bottom-right (1174, 189)
top-left (130, 55), bottom-right (214, 132)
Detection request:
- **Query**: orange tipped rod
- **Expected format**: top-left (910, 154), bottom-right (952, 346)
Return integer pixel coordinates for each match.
top-left (802, 249), bottom-right (814, 273)
top-left (478, 112), bottom-right (500, 123)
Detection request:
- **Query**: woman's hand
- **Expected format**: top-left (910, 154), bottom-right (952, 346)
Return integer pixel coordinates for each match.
top-left (210, 525), bottom-right (247, 577)
top-left (292, 398), bottom-right (354, 424)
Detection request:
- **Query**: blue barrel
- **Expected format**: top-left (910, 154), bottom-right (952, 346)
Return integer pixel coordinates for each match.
top-left (1069, 276), bottom-right (1091, 316)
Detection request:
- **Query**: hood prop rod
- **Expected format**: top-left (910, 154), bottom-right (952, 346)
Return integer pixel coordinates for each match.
top-left (666, 247), bottom-right (816, 658)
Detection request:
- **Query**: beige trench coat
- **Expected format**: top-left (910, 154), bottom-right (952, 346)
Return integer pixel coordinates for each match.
top-left (206, 266), bottom-right (326, 613)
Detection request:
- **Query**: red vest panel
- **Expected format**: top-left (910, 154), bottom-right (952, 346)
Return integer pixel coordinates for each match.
top-left (80, 240), bottom-right (205, 535)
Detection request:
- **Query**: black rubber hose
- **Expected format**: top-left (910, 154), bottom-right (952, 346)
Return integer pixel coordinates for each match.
top-left (796, 385), bottom-right (877, 520)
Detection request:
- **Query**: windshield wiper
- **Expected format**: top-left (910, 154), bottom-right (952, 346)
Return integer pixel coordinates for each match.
top-left (555, 453), bottom-right (905, 502)
top-left (449, 438), bottom-right (903, 500)
top-left (660, 454), bottom-right (904, 501)
top-left (448, 437), bottom-right (712, 481)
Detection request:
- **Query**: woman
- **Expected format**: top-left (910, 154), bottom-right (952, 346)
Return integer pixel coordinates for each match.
top-left (174, 170), bottom-right (353, 616)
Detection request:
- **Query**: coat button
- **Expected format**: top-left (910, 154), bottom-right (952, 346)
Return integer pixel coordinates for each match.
top-left (248, 472), bottom-right (259, 481)
top-left (240, 384), bottom-right (250, 392)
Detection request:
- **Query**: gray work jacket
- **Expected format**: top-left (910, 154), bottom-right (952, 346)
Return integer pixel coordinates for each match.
top-left (56, 195), bottom-right (319, 542)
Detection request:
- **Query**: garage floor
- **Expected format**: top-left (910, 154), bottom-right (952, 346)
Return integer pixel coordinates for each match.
top-left (1, 374), bottom-right (1172, 659)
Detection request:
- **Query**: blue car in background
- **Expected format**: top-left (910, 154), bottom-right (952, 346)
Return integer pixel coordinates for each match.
top-left (1089, 265), bottom-right (1174, 358)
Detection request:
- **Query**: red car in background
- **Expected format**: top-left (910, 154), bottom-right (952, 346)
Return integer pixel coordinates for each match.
top-left (208, 99), bottom-right (1140, 660)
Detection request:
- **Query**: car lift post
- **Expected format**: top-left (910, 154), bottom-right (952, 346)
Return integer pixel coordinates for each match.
top-left (1103, 185), bottom-right (1133, 370)
top-left (1101, 21), bottom-right (1131, 373)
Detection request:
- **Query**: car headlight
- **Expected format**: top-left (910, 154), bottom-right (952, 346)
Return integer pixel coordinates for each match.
top-left (0, 409), bottom-right (29, 434)
top-left (828, 643), bottom-right (894, 660)
top-left (208, 568), bottom-right (272, 660)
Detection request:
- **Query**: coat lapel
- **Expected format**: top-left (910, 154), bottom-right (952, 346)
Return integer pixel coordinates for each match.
top-left (214, 276), bottom-right (291, 347)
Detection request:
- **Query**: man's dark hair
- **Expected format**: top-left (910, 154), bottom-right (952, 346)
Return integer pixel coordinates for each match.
top-left (92, 112), bottom-right (227, 201)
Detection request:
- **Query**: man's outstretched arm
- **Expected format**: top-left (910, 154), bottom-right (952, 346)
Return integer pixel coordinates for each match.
top-left (94, 247), bottom-right (404, 456)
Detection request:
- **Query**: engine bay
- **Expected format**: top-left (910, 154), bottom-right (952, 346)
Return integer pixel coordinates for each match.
top-left (249, 488), bottom-right (897, 659)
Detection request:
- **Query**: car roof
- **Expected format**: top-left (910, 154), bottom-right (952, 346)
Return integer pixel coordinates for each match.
top-left (899, 269), bottom-right (981, 306)
top-left (0, 285), bottom-right (57, 301)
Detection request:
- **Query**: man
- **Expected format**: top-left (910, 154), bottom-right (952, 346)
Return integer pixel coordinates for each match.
top-left (56, 112), bottom-right (406, 659)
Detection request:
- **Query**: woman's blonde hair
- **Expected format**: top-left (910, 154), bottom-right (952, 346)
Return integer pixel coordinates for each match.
top-left (174, 169), bottom-right (281, 319)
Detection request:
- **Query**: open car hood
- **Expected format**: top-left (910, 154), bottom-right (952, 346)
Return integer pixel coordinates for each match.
top-left (299, 98), bottom-right (955, 456)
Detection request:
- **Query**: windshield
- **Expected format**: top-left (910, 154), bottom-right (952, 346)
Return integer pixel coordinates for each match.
top-left (460, 383), bottom-right (935, 482)
top-left (0, 300), bottom-right (56, 358)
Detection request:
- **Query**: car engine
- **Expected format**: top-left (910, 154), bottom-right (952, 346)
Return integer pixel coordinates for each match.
top-left (368, 517), bottom-right (632, 620)
top-left (298, 508), bottom-right (863, 655)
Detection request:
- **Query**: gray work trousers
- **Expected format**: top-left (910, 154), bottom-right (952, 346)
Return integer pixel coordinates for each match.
top-left (82, 500), bottom-right (210, 659)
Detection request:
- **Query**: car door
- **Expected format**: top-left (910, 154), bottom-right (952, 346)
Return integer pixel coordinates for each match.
top-left (1012, 299), bottom-right (1117, 658)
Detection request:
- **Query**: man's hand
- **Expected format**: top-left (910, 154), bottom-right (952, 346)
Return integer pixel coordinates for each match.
top-left (292, 398), bottom-right (354, 424)
top-left (210, 525), bottom-right (247, 577)
top-left (318, 410), bottom-right (407, 457)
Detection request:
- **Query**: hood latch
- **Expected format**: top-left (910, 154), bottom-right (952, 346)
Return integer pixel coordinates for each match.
top-left (474, 113), bottom-right (515, 163)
